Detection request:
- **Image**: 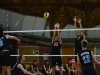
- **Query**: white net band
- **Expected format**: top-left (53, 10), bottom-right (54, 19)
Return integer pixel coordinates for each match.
top-left (3, 28), bottom-right (100, 33)
top-left (10, 55), bottom-right (99, 56)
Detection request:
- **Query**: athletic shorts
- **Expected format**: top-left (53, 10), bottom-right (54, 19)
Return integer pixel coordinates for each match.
top-left (0, 51), bottom-right (11, 66)
top-left (82, 67), bottom-right (96, 75)
top-left (52, 56), bottom-right (62, 67)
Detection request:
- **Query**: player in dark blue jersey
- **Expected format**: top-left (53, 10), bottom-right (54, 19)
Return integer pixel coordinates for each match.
top-left (77, 40), bottom-right (100, 75)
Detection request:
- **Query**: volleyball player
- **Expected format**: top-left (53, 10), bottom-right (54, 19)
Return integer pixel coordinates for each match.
top-left (0, 25), bottom-right (20, 75)
top-left (11, 55), bottom-right (36, 75)
top-left (9, 39), bottom-right (19, 68)
top-left (77, 39), bottom-right (100, 75)
top-left (51, 23), bottom-right (63, 75)
top-left (73, 16), bottom-right (86, 62)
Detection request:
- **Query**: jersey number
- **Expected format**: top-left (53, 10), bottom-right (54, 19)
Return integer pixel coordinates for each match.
top-left (82, 55), bottom-right (91, 64)
top-left (54, 42), bottom-right (58, 46)
top-left (0, 40), bottom-right (3, 47)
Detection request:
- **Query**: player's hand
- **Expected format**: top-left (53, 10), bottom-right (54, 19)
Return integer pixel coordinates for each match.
top-left (56, 23), bottom-right (60, 28)
top-left (54, 23), bottom-right (60, 29)
top-left (72, 70), bottom-right (76, 73)
top-left (46, 71), bottom-right (48, 74)
top-left (73, 16), bottom-right (77, 22)
top-left (54, 24), bottom-right (57, 29)
top-left (17, 39), bottom-right (20, 44)
top-left (77, 18), bottom-right (82, 24)
top-left (72, 70), bottom-right (75, 73)
top-left (68, 69), bottom-right (71, 72)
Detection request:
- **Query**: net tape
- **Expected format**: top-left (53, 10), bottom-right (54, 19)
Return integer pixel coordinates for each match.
top-left (3, 28), bottom-right (100, 33)
top-left (10, 55), bottom-right (99, 56)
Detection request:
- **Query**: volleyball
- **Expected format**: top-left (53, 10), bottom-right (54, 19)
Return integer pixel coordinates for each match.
top-left (44, 12), bottom-right (50, 18)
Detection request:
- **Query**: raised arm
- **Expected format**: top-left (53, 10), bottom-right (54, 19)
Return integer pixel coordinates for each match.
top-left (56, 23), bottom-right (62, 44)
top-left (77, 18), bottom-right (86, 39)
top-left (6, 35), bottom-right (20, 44)
top-left (73, 16), bottom-right (78, 36)
top-left (52, 24), bottom-right (56, 43)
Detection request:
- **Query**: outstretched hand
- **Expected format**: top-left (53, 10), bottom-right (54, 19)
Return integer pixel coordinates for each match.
top-left (54, 23), bottom-right (60, 29)
top-left (54, 24), bottom-right (57, 29)
top-left (17, 39), bottom-right (20, 44)
top-left (73, 16), bottom-right (77, 22)
top-left (56, 23), bottom-right (60, 29)
top-left (77, 18), bottom-right (82, 24)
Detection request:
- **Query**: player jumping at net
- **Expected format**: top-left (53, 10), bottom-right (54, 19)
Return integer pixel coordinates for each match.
top-left (73, 16), bottom-right (86, 62)
top-left (0, 25), bottom-right (20, 75)
top-left (51, 23), bottom-right (63, 75)
top-left (77, 39), bottom-right (100, 75)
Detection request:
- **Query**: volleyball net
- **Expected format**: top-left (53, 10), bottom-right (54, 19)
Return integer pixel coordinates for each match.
top-left (3, 27), bottom-right (100, 64)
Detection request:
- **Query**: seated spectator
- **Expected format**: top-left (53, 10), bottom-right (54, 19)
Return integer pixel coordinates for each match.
top-left (31, 60), bottom-right (42, 75)
top-left (66, 58), bottom-right (77, 75)
top-left (71, 58), bottom-right (76, 67)
top-left (11, 55), bottom-right (36, 75)
top-left (43, 60), bottom-right (51, 75)
top-left (71, 59), bottom-right (77, 75)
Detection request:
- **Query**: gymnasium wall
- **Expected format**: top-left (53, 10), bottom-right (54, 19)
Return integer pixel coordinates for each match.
top-left (62, 47), bottom-right (74, 66)
top-left (0, 9), bottom-right (47, 36)
top-left (61, 46), bottom-right (94, 66)
top-left (1, 9), bottom-right (100, 39)
top-left (19, 42), bottom-right (95, 67)
top-left (18, 46), bottom-right (39, 63)
top-left (19, 42), bottom-right (51, 67)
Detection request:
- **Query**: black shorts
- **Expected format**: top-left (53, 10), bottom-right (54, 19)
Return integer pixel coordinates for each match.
top-left (52, 56), bottom-right (62, 67)
top-left (0, 51), bottom-right (11, 66)
top-left (82, 67), bottom-right (96, 75)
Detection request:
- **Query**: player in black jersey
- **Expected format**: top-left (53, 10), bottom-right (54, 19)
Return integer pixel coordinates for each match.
top-left (9, 39), bottom-right (19, 68)
top-left (77, 40), bottom-right (100, 75)
top-left (0, 26), bottom-right (20, 75)
top-left (66, 58), bottom-right (77, 75)
top-left (51, 23), bottom-right (63, 75)
top-left (43, 60), bottom-right (51, 75)
top-left (73, 16), bottom-right (86, 62)
top-left (11, 55), bottom-right (36, 75)
top-left (31, 60), bottom-right (42, 75)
